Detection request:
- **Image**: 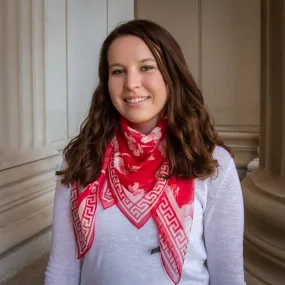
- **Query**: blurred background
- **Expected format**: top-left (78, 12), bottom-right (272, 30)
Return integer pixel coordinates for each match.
top-left (0, 0), bottom-right (284, 284)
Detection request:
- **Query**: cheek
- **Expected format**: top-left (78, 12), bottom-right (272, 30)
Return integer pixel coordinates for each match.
top-left (108, 79), bottom-right (122, 102)
top-left (148, 75), bottom-right (168, 100)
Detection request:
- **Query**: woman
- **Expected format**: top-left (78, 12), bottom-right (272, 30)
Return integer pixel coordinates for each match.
top-left (45, 19), bottom-right (245, 285)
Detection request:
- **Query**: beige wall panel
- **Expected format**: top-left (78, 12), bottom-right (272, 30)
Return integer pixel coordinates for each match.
top-left (67, 0), bottom-right (107, 139)
top-left (136, 0), bottom-right (200, 83)
top-left (3, 0), bottom-right (21, 151)
top-left (19, 0), bottom-right (33, 149)
top-left (32, 0), bottom-right (46, 148)
top-left (136, 0), bottom-right (260, 127)
top-left (0, 1), bottom-right (5, 154)
top-left (44, 0), bottom-right (67, 143)
top-left (108, 0), bottom-right (135, 34)
top-left (201, 0), bottom-right (260, 126)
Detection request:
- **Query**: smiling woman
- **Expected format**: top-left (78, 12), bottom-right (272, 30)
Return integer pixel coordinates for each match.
top-left (45, 19), bottom-right (246, 285)
top-left (108, 36), bottom-right (168, 134)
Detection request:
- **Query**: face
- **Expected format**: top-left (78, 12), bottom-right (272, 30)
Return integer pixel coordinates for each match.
top-left (107, 35), bottom-right (168, 134)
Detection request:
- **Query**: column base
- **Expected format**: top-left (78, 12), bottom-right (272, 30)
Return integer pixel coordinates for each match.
top-left (242, 170), bottom-right (285, 285)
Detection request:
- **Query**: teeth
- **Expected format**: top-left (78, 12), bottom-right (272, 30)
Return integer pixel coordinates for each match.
top-left (126, 97), bottom-right (149, 103)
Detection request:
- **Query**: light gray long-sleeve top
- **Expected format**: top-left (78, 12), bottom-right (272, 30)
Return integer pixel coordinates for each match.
top-left (45, 146), bottom-right (246, 285)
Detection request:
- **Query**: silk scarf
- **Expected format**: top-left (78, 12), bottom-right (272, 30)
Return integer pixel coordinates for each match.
top-left (71, 117), bottom-right (195, 284)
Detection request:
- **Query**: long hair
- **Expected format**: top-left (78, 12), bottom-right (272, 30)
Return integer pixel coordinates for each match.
top-left (57, 19), bottom-right (231, 187)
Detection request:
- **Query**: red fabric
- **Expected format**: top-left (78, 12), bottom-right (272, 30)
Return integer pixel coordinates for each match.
top-left (71, 117), bottom-right (194, 284)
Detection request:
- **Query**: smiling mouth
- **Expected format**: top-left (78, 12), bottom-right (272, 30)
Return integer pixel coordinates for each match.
top-left (124, 96), bottom-right (151, 103)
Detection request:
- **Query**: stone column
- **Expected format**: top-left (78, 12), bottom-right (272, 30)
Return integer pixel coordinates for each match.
top-left (242, 1), bottom-right (285, 284)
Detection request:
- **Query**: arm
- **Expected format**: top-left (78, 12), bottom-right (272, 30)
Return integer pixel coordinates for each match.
top-left (204, 158), bottom-right (246, 285)
top-left (45, 163), bottom-right (81, 285)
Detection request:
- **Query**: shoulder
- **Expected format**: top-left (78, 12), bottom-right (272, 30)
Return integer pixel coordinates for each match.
top-left (210, 145), bottom-right (237, 183)
top-left (212, 145), bottom-right (233, 173)
top-left (205, 146), bottom-right (240, 208)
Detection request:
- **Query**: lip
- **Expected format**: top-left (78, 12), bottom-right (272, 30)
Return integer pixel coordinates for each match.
top-left (123, 95), bottom-right (150, 100)
top-left (123, 96), bottom-right (150, 107)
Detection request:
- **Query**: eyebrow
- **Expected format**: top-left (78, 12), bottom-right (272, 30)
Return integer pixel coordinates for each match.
top-left (109, 58), bottom-right (156, 69)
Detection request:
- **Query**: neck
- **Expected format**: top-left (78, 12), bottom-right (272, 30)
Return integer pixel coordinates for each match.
top-left (128, 119), bottom-right (158, 135)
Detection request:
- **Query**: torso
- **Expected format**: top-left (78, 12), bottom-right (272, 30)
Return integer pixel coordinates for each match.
top-left (80, 179), bottom-right (209, 285)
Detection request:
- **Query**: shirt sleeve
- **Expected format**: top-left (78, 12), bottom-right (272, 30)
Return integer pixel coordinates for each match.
top-left (204, 157), bottom-right (246, 285)
top-left (44, 161), bottom-right (81, 285)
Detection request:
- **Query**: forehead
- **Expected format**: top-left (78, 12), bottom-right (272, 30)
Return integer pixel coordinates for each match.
top-left (107, 35), bottom-right (155, 63)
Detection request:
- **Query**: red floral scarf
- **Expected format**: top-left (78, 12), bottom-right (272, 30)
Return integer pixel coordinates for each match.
top-left (71, 117), bottom-right (194, 284)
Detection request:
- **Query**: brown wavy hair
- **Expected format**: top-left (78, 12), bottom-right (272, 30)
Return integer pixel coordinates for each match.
top-left (57, 19), bottom-right (231, 187)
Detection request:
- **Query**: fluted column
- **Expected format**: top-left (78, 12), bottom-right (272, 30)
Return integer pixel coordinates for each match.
top-left (0, 0), bottom-right (62, 257)
top-left (242, 1), bottom-right (285, 284)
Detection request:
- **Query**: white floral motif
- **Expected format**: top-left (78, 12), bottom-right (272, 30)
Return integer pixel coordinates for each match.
top-left (128, 182), bottom-right (144, 194)
top-left (125, 133), bottom-right (143, 156)
top-left (113, 153), bottom-right (129, 174)
top-left (148, 154), bottom-right (155, 160)
top-left (128, 164), bottom-right (142, 172)
top-left (158, 140), bottom-right (166, 157)
top-left (113, 137), bottom-right (119, 152)
top-left (141, 127), bottom-right (162, 143)
top-left (173, 186), bottom-right (180, 198)
top-left (183, 204), bottom-right (194, 219)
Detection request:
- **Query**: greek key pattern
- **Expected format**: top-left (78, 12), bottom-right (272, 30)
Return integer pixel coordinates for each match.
top-left (101, 182), bottom-right (115, 208)
top-left (160, 235), bottom-right (179, 283)
top-left (108, 156), bottom-right (170, 226)
top-left (71, 182), bottom-right (98, 258)
top-left (153, 194), bottom-right (189, 284)
top-left (158, 196), bottom-right (188, 259)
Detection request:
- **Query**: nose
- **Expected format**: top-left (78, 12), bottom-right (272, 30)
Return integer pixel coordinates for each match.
top-left (124, 69), bottom-right (141, 90)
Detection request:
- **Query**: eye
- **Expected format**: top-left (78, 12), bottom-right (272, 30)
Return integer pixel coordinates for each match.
top-left (111, 69), bottom-right (125, 76)
top-left (141, 65), bottom-right (154, 72)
